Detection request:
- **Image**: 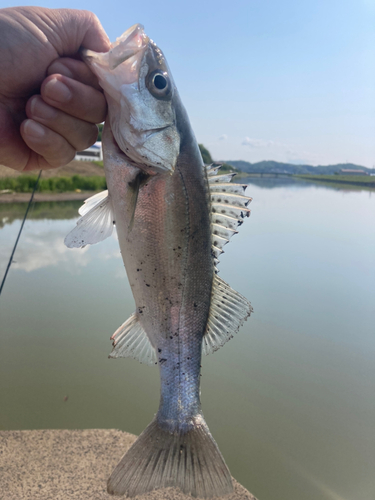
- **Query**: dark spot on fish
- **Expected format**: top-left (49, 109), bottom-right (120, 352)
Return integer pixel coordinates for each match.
top-left (146, 284), bottom-right (150, 287)
top-left (113, 220), bottom-right (116, 225)
top-left (158, 348), bottom-right (162, 353)
top-left (194, 303), bottom-right (197, 308)
top-left (138, 308), bottom-right (143, 314)
top-left (187, 357), bottom-right (190, 360)
top-left (170, 336), bottom-right (173, 340)
top-left (159, 358), bottom-right (167, 364)
top-left (178, 246), bottom-right (181, 249)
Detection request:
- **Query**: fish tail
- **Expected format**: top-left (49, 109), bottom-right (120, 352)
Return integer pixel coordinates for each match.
top-left (107, 416), bottom-right (233, 497)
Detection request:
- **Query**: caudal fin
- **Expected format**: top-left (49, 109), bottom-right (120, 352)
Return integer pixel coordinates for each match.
top-left (108, 417), bottom-right (233, 497)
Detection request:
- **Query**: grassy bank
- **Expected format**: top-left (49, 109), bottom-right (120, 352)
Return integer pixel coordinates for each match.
top-left (0, 174), bottom-right (106, 193)
top-left (295, 174), bottom-right (375, 187)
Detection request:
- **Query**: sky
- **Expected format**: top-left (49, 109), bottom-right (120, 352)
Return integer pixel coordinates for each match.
top-left (6, 0), bottom-right (375, 167)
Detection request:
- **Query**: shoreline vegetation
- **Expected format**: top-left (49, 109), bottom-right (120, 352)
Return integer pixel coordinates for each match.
top-left (0, 147), bottom-right (374, 203)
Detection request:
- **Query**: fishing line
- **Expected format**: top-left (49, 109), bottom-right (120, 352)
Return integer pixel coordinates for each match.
top-left (0, 170), bottom-right (42, 296)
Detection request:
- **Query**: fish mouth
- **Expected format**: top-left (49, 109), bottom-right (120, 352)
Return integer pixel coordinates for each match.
top-left (81, 24), bottom-right (149, 83)
top-left (107, 24), bottom-right (149, 70)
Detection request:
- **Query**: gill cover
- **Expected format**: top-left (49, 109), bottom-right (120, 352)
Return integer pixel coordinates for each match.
top-left (83, 24), bottom-right (180, 173)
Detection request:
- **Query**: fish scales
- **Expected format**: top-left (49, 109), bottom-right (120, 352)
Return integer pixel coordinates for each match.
top-left (107, 134), bottom-right (212, 430)
top-left (65, 23), bottom-right (253, 498)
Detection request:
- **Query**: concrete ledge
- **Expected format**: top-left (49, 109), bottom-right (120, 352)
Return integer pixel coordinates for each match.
top-left (0, 430), bottom-right (258, 500)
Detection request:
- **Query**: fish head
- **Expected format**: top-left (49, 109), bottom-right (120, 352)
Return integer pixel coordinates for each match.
top-left (83, 24), bottom-right (180, 175)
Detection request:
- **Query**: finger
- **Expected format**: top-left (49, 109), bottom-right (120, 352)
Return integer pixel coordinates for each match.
top-left (20, 119), bottom-right (76, 170)
top-left (53, 9), bottom-right (111, 54)
top-left (0, 103), bottom-right (30, 171)
top-left (47, 58), bottom-right (102, 90)
top-left (41, 74), bottom-right (107, 124)
top-left (27, 95), bottom-right (98, 151)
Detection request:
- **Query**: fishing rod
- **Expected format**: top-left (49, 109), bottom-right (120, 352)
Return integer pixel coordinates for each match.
top-left (0, 170), bottom-right (42, 296)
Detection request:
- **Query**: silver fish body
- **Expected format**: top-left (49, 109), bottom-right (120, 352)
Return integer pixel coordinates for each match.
top-left (66, 24), bottom-right (252, 498)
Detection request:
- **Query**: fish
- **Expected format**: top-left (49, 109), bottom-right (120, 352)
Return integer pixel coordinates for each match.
top-left (65, 24), bottom-right (253, 498)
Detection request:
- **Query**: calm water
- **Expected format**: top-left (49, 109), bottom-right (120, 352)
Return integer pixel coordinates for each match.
top-left (0, 179), bottom-right (374, 500)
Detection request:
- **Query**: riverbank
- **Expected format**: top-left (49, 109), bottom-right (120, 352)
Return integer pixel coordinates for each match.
top-left (295, 174), bottom-right (375, 187)
top-left (0, 429), bottom-right (257, 500)
top-left (0, 161), bottom-right (104, 179)
top-left (0, 191), bottom-right (100, 203)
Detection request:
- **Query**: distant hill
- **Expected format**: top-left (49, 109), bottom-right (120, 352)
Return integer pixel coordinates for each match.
top-left (226, 160), bottom-right (375, 175)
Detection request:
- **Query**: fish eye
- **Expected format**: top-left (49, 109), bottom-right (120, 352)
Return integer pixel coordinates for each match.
top-left (147, 70), bottom-right (172, 100)
top-left (153, 74), bottom-right (167, 90)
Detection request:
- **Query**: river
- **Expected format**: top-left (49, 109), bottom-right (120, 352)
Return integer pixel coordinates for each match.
top-left (0, 177), bottom-right (374, 500)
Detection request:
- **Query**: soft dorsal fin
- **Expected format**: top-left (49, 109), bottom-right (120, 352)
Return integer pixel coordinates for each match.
top-left (203, 275), bottom-right (253, 355)
top-left (206, 164), bottom-right (252, 267)
top-left (64, 191), bottom-right (114, 248)
top-left (110, 313), bottom-right (157, 366)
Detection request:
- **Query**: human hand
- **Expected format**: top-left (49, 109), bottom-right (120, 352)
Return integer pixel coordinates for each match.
top-left (0, 7), bottom-right (111, 171)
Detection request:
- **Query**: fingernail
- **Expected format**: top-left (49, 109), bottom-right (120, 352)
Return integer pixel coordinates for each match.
top-left (24, 119), bottom-right (45, 139)
top-left (30, 97), bottom-right (57, 120)
top-left (44, 78), bottom-right (72, 103)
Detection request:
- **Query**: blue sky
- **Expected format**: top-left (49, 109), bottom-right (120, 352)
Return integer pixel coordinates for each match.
top-left (7, 0), bottom-right (375, 166)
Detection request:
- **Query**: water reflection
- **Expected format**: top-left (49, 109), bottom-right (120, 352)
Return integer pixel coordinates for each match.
top-left (0, 211), bottom-right (121, 274)
top-left (0, 200), bottom-right (82, 228)
top-left (236, 175), bottom-right (375, 193)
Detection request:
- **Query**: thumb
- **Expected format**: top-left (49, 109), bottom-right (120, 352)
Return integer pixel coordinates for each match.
top-left (51, 9), bottom-right (111, 54)
top-left (12, 7), bottom-right (111, 55)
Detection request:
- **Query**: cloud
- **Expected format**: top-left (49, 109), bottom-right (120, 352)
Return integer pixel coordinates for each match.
top-left (218, 134), bottom-right (228, 141)
top-left (0, 219), bottom-right (121, 275)
top-left (242, 137), bottom-right (274, 148)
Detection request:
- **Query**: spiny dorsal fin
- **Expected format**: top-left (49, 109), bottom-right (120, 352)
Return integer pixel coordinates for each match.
top-left (203, 274), bottom-right (253, 355)
top-left (64, 190), bottom-right (114, 248)
top-left (110, 313), bottom-right (157, 366)
top-left (206, 163), bottom-right (252, 267)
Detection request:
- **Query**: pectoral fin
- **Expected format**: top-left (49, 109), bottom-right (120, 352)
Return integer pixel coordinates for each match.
top-left (127, 171), bottom-right (149, 231)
